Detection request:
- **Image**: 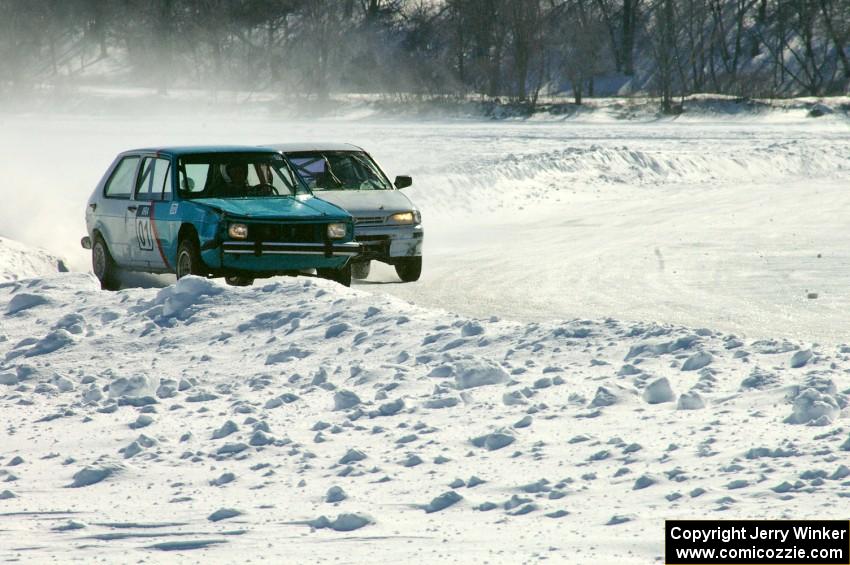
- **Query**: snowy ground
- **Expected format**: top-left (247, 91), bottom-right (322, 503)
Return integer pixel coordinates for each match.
top-left (1, 272), bottom-right (849, 564)
top-left (1, 106), bottom-right (849, 563)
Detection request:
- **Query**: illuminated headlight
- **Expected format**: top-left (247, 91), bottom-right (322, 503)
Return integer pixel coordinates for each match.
top-left (327, 223), bottom-right (347, 239)
top-left (389, 211), bottom-right (421, 224)
top-left (228, 223), bottom-right (248, 239)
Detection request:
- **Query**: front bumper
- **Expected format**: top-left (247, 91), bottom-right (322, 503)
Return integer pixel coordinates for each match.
top-left (222, 241), bottom-right (360, 256)
top-left (354, 224), bottom-right (423, 262)
top-left (204, 240), bottom-right (360, 274)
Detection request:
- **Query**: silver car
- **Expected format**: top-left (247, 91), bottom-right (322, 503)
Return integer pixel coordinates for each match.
top-left (269, 143), bottom-right (423, 282)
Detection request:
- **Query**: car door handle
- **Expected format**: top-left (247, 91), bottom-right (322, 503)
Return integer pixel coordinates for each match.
top-left (127, 205), bottom-right (138, 212)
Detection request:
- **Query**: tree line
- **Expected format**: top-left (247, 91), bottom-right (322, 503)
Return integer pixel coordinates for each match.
top-left (1, 0), bottom-right (848, 110)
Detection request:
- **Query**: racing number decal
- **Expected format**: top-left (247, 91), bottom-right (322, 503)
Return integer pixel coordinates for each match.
top-left (136, 205), bottom-right (154, 251)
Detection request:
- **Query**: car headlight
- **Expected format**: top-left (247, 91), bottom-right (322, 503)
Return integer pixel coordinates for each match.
top-left (327, 223), bottom-right (347, 239)
top-left (389, 211), bottom-right (421, 225)
top-left (228, 223), bottom-right (248, 239)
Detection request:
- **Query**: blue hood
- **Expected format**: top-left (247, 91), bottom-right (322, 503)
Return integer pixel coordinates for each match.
top-left (194, 196), bottom-right (350, 221)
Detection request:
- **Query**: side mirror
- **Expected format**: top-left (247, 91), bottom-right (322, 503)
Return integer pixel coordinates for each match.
top-left (394, 175), bottom-right (412, 189)
top-left (181, 178), bottom-right (195, 191)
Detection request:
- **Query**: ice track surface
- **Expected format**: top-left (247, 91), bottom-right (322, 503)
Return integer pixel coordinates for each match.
top-left (2, 114), bottom-right (848, 342)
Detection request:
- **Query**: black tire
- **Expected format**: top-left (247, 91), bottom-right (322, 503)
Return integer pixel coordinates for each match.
top-left (394, 257), bottom-right (422, 282)
top-left (351, 260), bottom-right (371, 280)
top-left (317, 262), bottom-right (352, 287)
top-left (176, 237), bottom-right (206, 279)
top-left (225, 276), bottom-right (254, 287)
top-left (92, 235), bottom-right (121, 291)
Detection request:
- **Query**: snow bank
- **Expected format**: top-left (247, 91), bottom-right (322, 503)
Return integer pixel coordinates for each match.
top-left (0, 237), bottom-right (69, 283)
top-left (1, 256), bottom-right (849, 563)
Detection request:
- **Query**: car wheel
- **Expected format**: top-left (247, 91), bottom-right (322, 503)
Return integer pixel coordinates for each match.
top-left (92, 235), bottom-right (121, 291)
top-left (394, 257), bottom-right (422, 283)
top-left (225, 276), bottom-right (254, 287)
top-left (176, 237), bottom-right (205, 279)
top-left (317, 262), bottom-right (352, 287)
top-left (351, 260), bottom-right (371, 280)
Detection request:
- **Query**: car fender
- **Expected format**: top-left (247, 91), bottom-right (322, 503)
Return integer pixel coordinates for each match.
top-left (170, 202), bottom-right (225, 270)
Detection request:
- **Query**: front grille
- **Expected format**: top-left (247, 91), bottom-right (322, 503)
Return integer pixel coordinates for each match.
top-left (354, 216), bottom-right (385, 226)
top-left (248, 223), bottom-right (320, 243)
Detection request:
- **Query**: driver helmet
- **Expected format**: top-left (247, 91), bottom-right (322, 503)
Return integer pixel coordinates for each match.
top-left (220, 163), bottom-right (248, 184)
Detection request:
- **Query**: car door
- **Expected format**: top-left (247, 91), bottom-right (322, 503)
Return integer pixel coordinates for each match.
top-left (99, 154), bottom-right (141, 266)
top-left (130, 155), bottom-right (175, 271)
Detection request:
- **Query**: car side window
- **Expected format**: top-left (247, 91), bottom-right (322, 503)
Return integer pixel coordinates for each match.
top-left (150, 158), bottom-right (172, 200)
top-left (160, 159), bottom-right (173, 200)
top-left (136, 158), bottom-right (154, 199)
top-left (136, 157), bottom-right (172, 201)
top-left (104, 156), bottom-right (140, 199)
top-left (180, 163), bottom-right (208, 193)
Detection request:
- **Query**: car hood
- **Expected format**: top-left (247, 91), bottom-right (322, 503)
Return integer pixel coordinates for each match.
top-left (194, 196), bottom-right (349, 220)
top-left (312, 190), bottom-right (416, 217)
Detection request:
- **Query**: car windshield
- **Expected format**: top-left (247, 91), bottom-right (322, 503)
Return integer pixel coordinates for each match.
top-left (286, 151), bottom-right (393, 191)
top-left (178, 152), bottom-right (308, 198)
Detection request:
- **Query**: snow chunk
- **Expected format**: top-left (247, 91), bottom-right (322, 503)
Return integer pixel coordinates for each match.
top-left (14, 329), bottom-right (75, 358)
top-left (503, 391), bottom-right (528, 406)
top-left (785, 388), bottom-right (840, 425)
top-left (309, 513), bottom-right (372, 531)
top-left (677, 391), bottom-right (705, 410)
top-left (376, 398), bottom-right (404, 417)
top-left (0, 372), bottom-right (17, 386)
top-left (210, 472), bottom-right (236, 486)
top-left (153, 276), bottom-right (224, 319)
top-left (740, 368), bottom-right (779, 390)
top-left (6, 293), bottom-right (49, 314)
top-left (431, 357), bottom-right (509, 389)
top-left (333, 390), bottom-right (361, 411)
top-left (51, 520), bottom-right (86, 531)
top-left (461, 321), bottom-right (484, 337)
top-left (211, 420), bottom-right (239, 440)
top-left (642, 377), bottom-right (675, 404)
top-left (109, 374), bottom-right (159, 399)
top-left (208, 508), bottom-right (242, 522)
top-left (423, 491), bottom-right (463, 513)
top-left (790, 349), bottom-right (813, 368)
top-left (339, 449), bottom-right (367, 465)
top-left (633, 475), bottom-right (657, 490)
top-left (471, 431), bottom-right (515, 451)
top-left (681, 352), bottom-right (713, 371)
top-left (266, 346), bottom-right (312, 364)
top-left (424, 396), bottom-right (460, 409)
top-left (590, 385), bottom-right (636, 407)
top-left (326, 486), bottom-right (347, 503)
top-left (67, 464), bottom-right (122, 488)
top-left (325, 323), bottom-right (351, 339)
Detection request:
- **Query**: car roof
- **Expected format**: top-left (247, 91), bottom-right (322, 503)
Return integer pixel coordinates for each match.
top-left (122, 145), bottom-right (281, 157)
top-left (264, 142), bottom-right (364, 153)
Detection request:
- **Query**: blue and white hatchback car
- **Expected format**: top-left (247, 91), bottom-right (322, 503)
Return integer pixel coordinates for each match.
top-left (82, 146), bottom-right (359, 289)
